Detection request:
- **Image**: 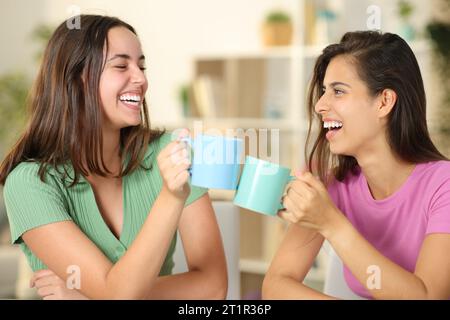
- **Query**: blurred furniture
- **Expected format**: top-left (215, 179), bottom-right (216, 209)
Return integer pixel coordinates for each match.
top-left (0, 245), bottom-right (20, 298)
top-left (323, 242), bottom-right (365, 300)
top-left (172, 200), bottom-right (240, 300)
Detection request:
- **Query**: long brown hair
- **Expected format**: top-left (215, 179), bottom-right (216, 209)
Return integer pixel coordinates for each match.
top-left (305, 31), bottom-right (447, 185)
top-left (0, 15), bottom-right (163, 186)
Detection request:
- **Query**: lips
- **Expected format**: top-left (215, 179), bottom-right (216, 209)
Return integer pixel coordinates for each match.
top-left (119, 100), bottom-right (141, 111)
top-left (325, 128), bottom-right (341, 140)
top-left (118, 91), bottom-right (142, 111)
top-left (323, 119), bottom-right (343, 141)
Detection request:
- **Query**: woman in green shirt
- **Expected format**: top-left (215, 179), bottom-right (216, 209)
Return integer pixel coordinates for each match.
top-left (0, 15), bottom-right (227, 299)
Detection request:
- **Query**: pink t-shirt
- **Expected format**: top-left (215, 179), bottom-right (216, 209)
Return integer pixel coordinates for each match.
top-left (328, 160), bottom-right (450, 299)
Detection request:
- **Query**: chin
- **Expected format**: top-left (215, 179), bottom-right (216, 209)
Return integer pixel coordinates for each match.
top-left (122, 114), bottom-right (142, 126)
top-left (329, 143), bottom-right (347, 156)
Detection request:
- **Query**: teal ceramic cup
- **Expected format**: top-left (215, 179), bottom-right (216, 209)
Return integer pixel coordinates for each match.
top-left (181, 134), bottom-right (243, 190)
top-left (233, 156), bottom-right (295, 216)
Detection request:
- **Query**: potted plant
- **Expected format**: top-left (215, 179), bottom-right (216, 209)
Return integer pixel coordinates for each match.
top-left (0, 24), bottom-right (53, 238)
top-left (426, 0), bottom-right (450, 155)
top-left (262, 10), bottom-right (293, 47)
top-left (397, 0), bottom-right (415, 41)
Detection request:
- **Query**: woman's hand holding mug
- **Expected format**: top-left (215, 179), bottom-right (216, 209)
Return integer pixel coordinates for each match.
top-left (157, 129), bottom-right (191, 200)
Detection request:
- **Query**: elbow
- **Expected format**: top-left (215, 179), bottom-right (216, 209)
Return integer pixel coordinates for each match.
top-left (213, 279), bottom-right (228, 300)
top-left (202, 263), bottom-right (228, 299)
top-left (217, 272), bottom-right (228, 299)
top-left (209, 269), bottom-right (228, 300)
top-left (262, 273), bottom-right (277, 300)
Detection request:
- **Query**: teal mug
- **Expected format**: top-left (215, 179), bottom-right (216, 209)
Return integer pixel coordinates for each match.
top-left (233, 156), bottom-right (295, 216)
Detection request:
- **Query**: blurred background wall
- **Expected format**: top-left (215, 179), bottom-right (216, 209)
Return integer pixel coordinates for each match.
top-left (1, 0), bottom-right (449, 300)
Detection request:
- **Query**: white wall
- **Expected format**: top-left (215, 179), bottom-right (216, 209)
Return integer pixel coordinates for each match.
top-left (0, 0), bottom-right (296, 124)
top-left (0, 0), bottom-right (48, 75)
top-left (0, 0), bottom-right (437, 122)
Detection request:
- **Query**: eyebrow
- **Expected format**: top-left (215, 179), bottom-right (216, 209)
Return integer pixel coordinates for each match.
top-left (107, 54), bottom-right (145, 62)
top-left (323, 81), bottom-right (352, 89)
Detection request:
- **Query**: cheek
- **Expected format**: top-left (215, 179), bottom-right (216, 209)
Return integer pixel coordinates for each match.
top-left (99, 74), bottom-right (121, 106)
top-left (142, 78), bottom-right (149, 94)
top-left (345, 107), bottom-right (380, 139)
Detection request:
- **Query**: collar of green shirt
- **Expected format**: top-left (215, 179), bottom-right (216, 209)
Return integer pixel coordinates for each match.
top-left (45, 143), bottom-right (154, 185)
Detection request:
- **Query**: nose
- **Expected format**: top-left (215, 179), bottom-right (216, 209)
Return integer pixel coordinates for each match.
top-left (131, 65), bottom-right (146, 86)
top-left (314, 92), bottom-right (331, 115)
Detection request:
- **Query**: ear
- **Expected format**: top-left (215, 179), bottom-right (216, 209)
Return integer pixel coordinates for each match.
top-left (377, 89), bottom-right (397, 119)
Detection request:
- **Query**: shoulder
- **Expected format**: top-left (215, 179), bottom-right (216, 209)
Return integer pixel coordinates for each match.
top-left (415, 160), bottom-right (450, 187)
top-left (5, 162), bottom-right (43, 187)
top-left (4, 161), bottom-right (61, 194)
top-left (420, 160), bottom-right (450, 176)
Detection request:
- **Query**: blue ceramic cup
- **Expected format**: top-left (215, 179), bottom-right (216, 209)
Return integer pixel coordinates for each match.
top-left (181, 134), bottom-right (243, 190)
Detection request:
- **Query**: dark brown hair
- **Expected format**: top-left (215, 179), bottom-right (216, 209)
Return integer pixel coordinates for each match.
top-left (305, 31), bottom-right (447, 185)
top-left (0, 15), bottom-right (163, 186)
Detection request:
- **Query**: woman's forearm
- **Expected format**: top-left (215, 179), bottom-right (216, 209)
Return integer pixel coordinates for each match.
top-left (103, 188), bottom-right (186, 299)
top-left (145, 270), bottom-right (227, 299)
top-left (262, 275), bottom-right (336, 300)
top-left (326, 214), bottom-right (428, 299)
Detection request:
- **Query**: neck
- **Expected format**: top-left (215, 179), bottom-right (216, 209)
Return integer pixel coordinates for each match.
top-left (354, 137), bottom-right (415, 200)
top-left (86, 127), bottom-right (122, 179)
top-left (102, 128), bottom-right (121, 167)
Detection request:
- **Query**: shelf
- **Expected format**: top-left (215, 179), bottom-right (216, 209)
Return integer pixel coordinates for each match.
top-left (239, 258), bottom-right (269, 275)
top-left (193, 39), bottom-right (431, 62)
top-left (153, 117), bottom-right (309, 131)
top-left (239, 258), bottom-right (325, 283)
top-left (193, 45), bottom-right (325, 61)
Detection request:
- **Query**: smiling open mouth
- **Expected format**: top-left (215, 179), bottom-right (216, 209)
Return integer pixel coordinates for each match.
top-left (324, 121), bottom-right (343, 140)
top-left (119, 94), bottom-right (142, 110)
top-left (324, 121), bottom-right (343, 131)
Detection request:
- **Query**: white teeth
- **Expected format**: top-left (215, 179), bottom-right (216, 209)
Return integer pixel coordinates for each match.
top-left (119, 94), bottom-right (141, 103)
top-left (323, 121), bottom-right (343, 129)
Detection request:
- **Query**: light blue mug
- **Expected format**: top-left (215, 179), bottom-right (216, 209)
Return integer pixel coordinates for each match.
top-left (233, 156), bottom-right (295, 216)
top-left (181, 134), bottom-right (243, 190)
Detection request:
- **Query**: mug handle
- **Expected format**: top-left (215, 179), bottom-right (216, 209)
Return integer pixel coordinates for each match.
top-left (278, 175), bottom-right (296, 211)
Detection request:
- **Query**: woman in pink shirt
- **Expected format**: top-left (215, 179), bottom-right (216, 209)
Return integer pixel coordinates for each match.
top-left (262, 31), bottom-right (450, 299)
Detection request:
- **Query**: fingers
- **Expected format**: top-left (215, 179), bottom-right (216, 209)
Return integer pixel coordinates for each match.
top-left (277, 209), bottom-right (296, 224)
top-left (158, 140), bottom-right (191, 179)
top-left (296, 171), bottom-right (325, 191)
top-left (34, 274), bottom-right (61, 289)
top-left (30, 269), bottom-right (56, 288)
top-left (283, 193), bottom-right (302, 216)
top-left (288, 179), bottom-right (313, 199)
top-left (173, 169), bottom-right (190, 189)
top-left (37, 285), bottom-right (55, 298)
top-left (159, 141), bottom-right (189, 163)
top-left (278, 183), bottom-right (310, 224)
top-left (166, 161), bottom-right (191, 188)
top-left (176, 128), bottom-right (190, 140)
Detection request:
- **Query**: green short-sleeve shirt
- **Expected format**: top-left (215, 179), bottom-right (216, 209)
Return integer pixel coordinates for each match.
top-left (3, 132), bottom-right (208, 274)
